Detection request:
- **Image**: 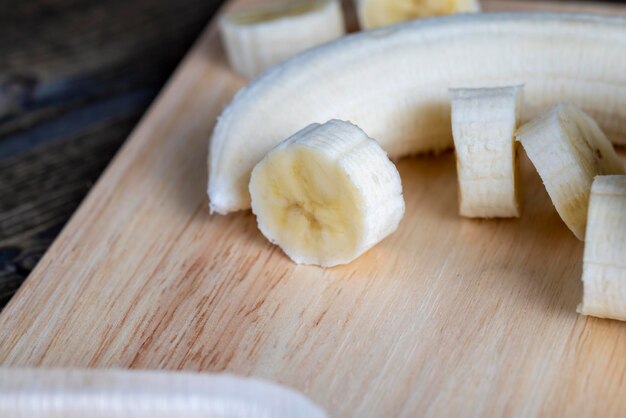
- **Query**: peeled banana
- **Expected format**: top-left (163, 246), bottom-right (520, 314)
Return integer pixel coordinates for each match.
top-left (0, 368), bottom-right (328, 418)
top-left (219, 0), bottom-right (345, 79)
top-left (356, 0), bottom-right (480, 29)
top-left (208, 13), bottom-right (626, 214)
top-left (249, 120), bottom-right (404, 267)
top-left (515, 104), bottom-right (625, 240)
top-left (450, 85), bottom-right (522, 218)
top-left (577, 175), bottom-right (626, 321)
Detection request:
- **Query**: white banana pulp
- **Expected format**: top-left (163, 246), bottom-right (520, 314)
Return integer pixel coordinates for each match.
top-left (226, 1), bottom-right (324, 24)
top-left (252, 147), bottom-right (362, 263)
top-left (450, 85), bottom-right (522, 218)
top-left (249, 120), bottom-right (405, 267)
top-left (219, 0), bottom-right (345, 79)
top-left (0, 368), bottom-right (328, 418)
top-left (208, 14), bottom-right (626, 215)
top-left (577, 175), bottom-right (626, 321)
top-left (516, 104), bottom-right (625, 240)
top-left (358, 0), bottom-right (480, 29)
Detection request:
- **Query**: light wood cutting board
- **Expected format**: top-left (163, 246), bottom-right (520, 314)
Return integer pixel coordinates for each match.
top-left (1, 1), bottom-right (625, 417)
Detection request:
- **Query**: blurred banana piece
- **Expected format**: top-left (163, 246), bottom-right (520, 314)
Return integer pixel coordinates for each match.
top-left (450, 85), bottom-right (522, 218)
top-left (0, 368), bottom-right (328, 418)
top-left (249, 120), bottom-right (404, 267)
top-left (577, 175), bottom-right (626, 321)
top-left (356, 0), bottom-right (480, 29)
top-left (219, 0), bottom-right (345, 79)
top-left (516, 104), bottom-right (625, 240)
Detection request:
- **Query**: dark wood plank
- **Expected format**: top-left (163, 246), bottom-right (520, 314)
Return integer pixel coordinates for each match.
top-left (0, 0), bottom-right (226, 309)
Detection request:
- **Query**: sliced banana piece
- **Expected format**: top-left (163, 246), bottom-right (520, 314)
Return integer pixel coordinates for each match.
top-left (249, 120), bottom-right (404, 267)
top-left (208, 14), bottom-right (626, 214)
top-left (516, 104), bottom-right (625, 240)
top-left (450, 85), bottom-right (522, 218)
top-left (219, 0), bottom-right (345, 79)
top-left (357, 0), bottom-right (480, 29)
top-left (577, 175), bottom-right (626, 321)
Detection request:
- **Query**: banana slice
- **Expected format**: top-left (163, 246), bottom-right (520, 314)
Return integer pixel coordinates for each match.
top-left (515, 104), bottom-right (625, 240)
top-left (208, 14), bottom-right (626, 214)
top-left (450, 85), bottom-right (522, 218)
top-left (577, 175), bottom-right (626, 321)
top-left (219, 0), bottom-right (345, 79)
top-left (249, 120), bottom-right (404, 267)
top-left (357, 0), bottom-right (480, 29)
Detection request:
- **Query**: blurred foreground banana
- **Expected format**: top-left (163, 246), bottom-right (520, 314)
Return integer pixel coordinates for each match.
top-left (0, 368), bottom-right (328, 418)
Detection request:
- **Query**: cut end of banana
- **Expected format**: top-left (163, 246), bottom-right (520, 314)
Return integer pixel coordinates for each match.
top-left (516, 104), bottom-right (625, 240)
top-left (450, 85), bottom-right (522, 218)
top-left (219, 0), bottom-right (345, 79)
top-left (357, 0), bottom-right (481, 29)
top-left (249, 120), bottom-right (405, 267)
top-left (577, 175), bottom-right (626, 321)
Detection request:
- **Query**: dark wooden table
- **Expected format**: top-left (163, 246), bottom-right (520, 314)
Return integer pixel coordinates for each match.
top-left (1, 0), bottom-right (625, 311)
top-left (0, 0), bottom-right (224, 308)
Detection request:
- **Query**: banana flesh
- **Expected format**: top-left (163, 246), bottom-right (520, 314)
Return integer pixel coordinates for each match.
top-left (0, 368), bottom-right (328, 418)
top-left (249, 120), bottom-right (404, 267)
top-left (219, 0), bottom-right (345, 79)
top-left (357, 0), bottom-right (480, 29)
top-left (577, 175), bottom-right (626, 321)
top-left (208, 14), bottom-right (626, 214)
top-left (515, 104), bottom-right (625, 240)
top-left (450, 86), bottom-right (522, 218)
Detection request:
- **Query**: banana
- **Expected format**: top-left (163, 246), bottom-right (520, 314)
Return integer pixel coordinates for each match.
top-left (450, 85), bottom-right (522, 218)
top-left (0, 368), bottom-right (328, 418)
top-left (356, 0), bottom-right (480, 29)
top-left (249, 120), bottom-right (404, 267)
top-left (515, 104), bottom-right (625, 240)
top-left (219, 0), bottom-right (345, 79)
top-left (577, 175), bottom-right (626, 321)
top-left (208, 14), bottom-right (626, 214)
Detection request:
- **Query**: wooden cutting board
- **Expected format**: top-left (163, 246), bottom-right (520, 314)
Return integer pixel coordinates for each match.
top-left (1, 1), bottom-right (625, 416)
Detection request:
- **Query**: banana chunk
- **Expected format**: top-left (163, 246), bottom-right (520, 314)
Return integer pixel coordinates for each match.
top-left (578, 175), bottom-right (626, 321)
top-left (516, 104), bottom-right (625, 240)
top-left (219, 0), bottom-right (345, 79)
top-left (357, 0), bottom-right (480, 29)
top-left (450, 86), bottom-right (522, 218)
top-left (249, 120), bottom-right (405, 267)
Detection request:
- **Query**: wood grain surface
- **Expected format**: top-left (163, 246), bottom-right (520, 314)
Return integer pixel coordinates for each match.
top-left (1, 1), bottom-right (626, 417)
top-left (0, 0), bottom-right (222, 308)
